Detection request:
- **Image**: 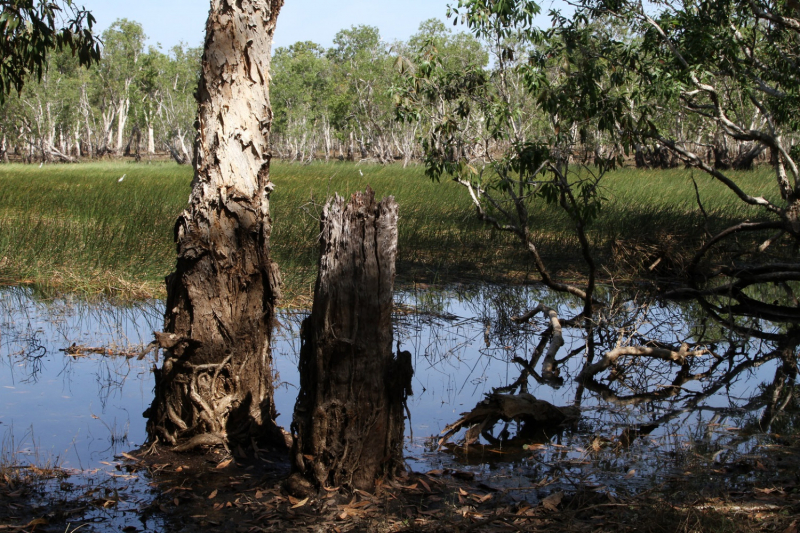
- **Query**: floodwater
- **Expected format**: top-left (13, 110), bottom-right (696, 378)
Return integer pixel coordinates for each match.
top-left (1, 283), bottom-right (796, 529)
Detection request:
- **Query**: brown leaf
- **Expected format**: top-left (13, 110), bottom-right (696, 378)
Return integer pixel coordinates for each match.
top-left (458, 488), bottom-right (469, 497)
top-left (291, 497), bottom-right (309, 509)
top-left (784, 520), bottom-right (798, 533)
top-left (208, 489), bottom-right (218, 500)
top-left (419, 478), bottom-right (432, 492)
top-left (216, 458), bottom-right (233, 469)
top-left (541, 491), bottom-right (563, 511)
top-left (426, 469), bottom-right (444, 476)
top-left (349, 501), bottom-right (372, 509)
top-left (174, 498), bottom-right (180, 507)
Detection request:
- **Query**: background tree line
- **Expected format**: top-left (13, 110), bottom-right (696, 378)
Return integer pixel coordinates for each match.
top-left (0, 18), bottom-right (199, 164)
top-left (1, 5), bottom-right (794, 174)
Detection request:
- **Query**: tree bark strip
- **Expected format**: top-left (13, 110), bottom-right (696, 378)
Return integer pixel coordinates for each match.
top-left (289, 188), bottom-right (411, 495)
top-left (145, 0), bottom-right (285, 449)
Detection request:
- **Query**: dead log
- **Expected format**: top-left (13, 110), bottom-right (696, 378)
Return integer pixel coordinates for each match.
top-left (439, 392), bottom-right (580, 447)
top-left (288, 188), bottom-right (410, 496)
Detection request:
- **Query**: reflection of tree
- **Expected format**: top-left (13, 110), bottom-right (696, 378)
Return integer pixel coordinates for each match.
top-left (0, 285), bottom-right (162, 399)
top-left (422, 283), bottom-right (800, 451)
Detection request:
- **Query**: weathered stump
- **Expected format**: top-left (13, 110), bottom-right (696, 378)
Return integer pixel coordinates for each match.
top-left (288, 188), bottom-right (411, 495)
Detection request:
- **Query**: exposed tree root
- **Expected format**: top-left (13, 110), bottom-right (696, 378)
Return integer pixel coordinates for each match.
top-left (172, 432), bottom-right (226, 453)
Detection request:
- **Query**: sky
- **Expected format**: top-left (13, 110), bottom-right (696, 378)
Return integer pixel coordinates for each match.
top-left (77, 0), bottom-right (563, 53)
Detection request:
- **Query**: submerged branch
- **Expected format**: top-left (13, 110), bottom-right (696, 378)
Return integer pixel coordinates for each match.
top-left (578, 344), bottom-right (710, 383)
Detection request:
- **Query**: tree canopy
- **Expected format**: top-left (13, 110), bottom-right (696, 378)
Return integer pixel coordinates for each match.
top-left (0, 0), bottom-right (100, 103)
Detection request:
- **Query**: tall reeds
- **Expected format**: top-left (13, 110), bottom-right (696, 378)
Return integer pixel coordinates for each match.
top-left (0, 161), bottom-right (777, 302)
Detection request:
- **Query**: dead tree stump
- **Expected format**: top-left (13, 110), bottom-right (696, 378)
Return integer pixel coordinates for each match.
top-left (288, 188), bottom-right (411, 496)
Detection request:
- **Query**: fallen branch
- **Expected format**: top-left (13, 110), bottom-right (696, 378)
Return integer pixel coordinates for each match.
top-left (578, 344), bottom-right (710, 382)
top-left (439, 392), bottom-right (580, 447)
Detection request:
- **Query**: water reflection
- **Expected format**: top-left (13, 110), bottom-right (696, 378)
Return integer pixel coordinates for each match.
top-left (0, 287), bottom-right (161, 470)
top-left (386, 284), bottom-right (799, 494)
top-left (0, 282), bottom-right (797, 505)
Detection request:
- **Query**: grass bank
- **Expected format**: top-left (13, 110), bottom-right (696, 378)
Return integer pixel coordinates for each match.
top-left (0, 161), bottom-right (779, 303)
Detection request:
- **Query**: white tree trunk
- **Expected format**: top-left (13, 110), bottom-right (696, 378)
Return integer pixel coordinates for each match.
top-left (116, 97), bottom-right (129, 152)
top-left (147, 0), bottom-right (286, 449)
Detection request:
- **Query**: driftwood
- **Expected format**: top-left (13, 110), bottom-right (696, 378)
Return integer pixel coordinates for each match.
top-left (439, 392), bottom-right (580, 447)
top-left (288, 188), bottom-right (411, 496)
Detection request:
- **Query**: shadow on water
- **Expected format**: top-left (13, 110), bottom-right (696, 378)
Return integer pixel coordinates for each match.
top-left (1, 282), bottom-right (798, 528)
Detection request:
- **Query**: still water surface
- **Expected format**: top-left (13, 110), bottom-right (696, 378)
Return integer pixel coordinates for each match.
top-left (0, 284), bottom-right (791, 528)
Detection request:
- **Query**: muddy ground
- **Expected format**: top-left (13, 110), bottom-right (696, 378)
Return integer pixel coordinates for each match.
top-left (3, 435), bottom-right (800, 533)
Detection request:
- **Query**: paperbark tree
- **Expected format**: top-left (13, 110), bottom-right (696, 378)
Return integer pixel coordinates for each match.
top-left (145, 0), bottom-right (285, 450)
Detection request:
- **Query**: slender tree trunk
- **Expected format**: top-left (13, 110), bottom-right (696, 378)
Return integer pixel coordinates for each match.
top-left (147, 124), bottom-right (155, 155)
top-left (288, 188), bottom-right (411, 495)
top-left (116, 97), bottom-right (129, 153)
top-left (146, 0), bottom-right (286, 450)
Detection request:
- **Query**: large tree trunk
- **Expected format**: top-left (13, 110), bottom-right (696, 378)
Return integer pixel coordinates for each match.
top-left (288, 188), bottom-right (411, 496)
top-left (145, 0), bottom-right (285, 450)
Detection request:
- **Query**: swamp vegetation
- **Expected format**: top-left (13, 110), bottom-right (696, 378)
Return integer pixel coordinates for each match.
top-left (1, 281), bottom-right (799, 532)
top-left (1, 0), bottom-right (799, 526)
top-left (0, 159), bottom-right (798, 531)
top-left (0, 161), bottom-right (783, 302)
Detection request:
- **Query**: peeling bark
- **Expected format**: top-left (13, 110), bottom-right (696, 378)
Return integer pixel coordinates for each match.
top-left (145, 0), bottom-right (286, 450)
top-left (288, 188), bottom-right (411, 495)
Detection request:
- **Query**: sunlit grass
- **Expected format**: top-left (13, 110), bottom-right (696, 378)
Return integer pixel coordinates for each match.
top-left (0, 160), bottom-right (781, 302)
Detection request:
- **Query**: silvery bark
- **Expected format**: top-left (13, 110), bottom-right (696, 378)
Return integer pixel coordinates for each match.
top-left (146, 0), bottom-right (285, 449)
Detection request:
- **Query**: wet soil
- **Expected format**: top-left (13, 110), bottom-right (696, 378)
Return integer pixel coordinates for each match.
top-left (3, 437), bottom-right (800, 533)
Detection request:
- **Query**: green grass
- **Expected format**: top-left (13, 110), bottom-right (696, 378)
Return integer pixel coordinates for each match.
top-left (0, 160), bottom-right (783, 302)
